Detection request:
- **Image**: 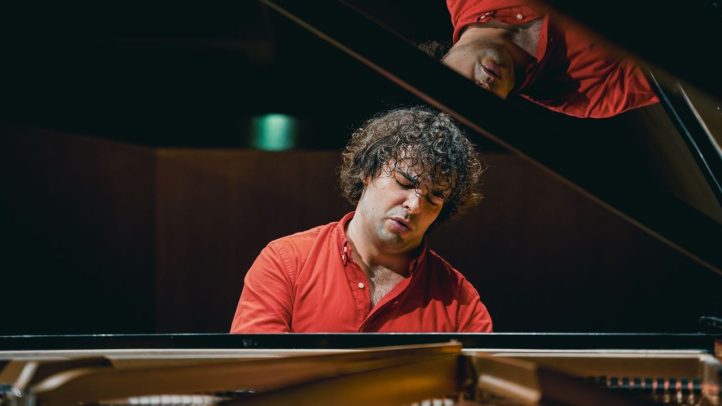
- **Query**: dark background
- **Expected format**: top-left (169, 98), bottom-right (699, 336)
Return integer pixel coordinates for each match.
top-left (1, 1), bottom-right (720, 334)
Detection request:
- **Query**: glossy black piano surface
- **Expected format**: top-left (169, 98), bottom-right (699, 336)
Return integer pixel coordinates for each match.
top-left (0, 333), bottom-right (717, 351)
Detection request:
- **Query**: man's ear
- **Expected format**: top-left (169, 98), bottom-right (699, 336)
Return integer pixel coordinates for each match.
top-left (357, 176), bottom-right (370, 200)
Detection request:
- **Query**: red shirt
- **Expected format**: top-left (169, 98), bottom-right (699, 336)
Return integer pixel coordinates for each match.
top-left (447, 0), bottom-right (659, 118)
top-left (230, 212), bottom-right (493, 333)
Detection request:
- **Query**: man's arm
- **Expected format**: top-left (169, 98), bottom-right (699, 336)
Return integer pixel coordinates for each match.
top-left (230, 243), bottom-right (295, 333)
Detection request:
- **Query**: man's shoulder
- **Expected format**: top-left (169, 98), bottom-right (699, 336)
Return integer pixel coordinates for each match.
top-left (425, 249), bottom-right (481, 301)
top-left (425, 249), bottom-right (471, 284)
top-left (426, 249), bottom-right (458, 270)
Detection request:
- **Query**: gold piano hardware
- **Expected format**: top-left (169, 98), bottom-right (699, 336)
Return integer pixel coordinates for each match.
top-left (1, 343), bottom-right (720, 405)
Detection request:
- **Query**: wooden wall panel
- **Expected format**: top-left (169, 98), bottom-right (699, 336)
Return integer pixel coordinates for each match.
top-left (0, 127), bottom-right (156, 334)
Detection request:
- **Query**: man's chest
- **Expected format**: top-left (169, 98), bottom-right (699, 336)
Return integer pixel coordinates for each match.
top-left (287, 266), bottom-right (456, 332)
top-left (368, 267), bottom-right (406, 307)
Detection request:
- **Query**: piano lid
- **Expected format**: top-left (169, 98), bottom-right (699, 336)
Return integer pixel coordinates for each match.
top-left (261, 0), bottom-right (722, 275)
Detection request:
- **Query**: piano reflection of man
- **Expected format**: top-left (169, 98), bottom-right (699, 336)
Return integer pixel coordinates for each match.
top-left (230, 107), bottom-right (493, 333)
top-left (442, 0), bottom-right (660, 118)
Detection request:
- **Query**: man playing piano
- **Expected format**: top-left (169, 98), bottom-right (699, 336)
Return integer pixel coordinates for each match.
top-left (231, 107), bottom-right (493, 333)
top-left (440, 0), bottom-right (659, 118)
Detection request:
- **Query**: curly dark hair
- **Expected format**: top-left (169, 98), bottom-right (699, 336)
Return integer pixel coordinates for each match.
top-left (339, 106), bottom-right (484, 225)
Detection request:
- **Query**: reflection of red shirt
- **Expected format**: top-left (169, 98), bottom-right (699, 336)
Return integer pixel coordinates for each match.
top-left (448, 0), bottom-right (659, 118)
top-left (230, 212), bottom-right (493, 333)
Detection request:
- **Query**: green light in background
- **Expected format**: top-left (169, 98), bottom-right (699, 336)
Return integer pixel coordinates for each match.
top-left (249, 114), bottom-right (298, 151)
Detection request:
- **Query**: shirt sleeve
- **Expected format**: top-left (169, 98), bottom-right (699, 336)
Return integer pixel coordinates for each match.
top-left (230, 242), bottom-right (295, 333)
top-left (458, 283), bottom-right (494, 332)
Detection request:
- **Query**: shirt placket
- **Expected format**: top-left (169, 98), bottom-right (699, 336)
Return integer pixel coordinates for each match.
top-left (493, 6), bottom-right (537, 24)
top-left (342, 242), bottom-right (372, 326)
top-left (358, 256), bottom-right (422, 332)
top-left (357, 281), bottom-right (406, 332)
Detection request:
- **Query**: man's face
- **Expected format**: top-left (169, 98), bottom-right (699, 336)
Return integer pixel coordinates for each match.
top-left (442, 39), bottom-right (516, 99)
top-left (355, 162), bottom-right (446, 255)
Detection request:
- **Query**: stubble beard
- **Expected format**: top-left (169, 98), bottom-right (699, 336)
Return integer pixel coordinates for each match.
top-left (374, 219), bottom-right (411, 253)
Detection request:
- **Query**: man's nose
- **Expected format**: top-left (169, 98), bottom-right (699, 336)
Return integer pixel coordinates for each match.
top-left (403, 191), bottom-right (422, 213)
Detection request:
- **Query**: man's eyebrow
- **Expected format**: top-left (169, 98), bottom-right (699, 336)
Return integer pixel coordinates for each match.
top-left (397, 170), bottom-right (449, 198)
top-left (396, 170), bottom-right (418, 184)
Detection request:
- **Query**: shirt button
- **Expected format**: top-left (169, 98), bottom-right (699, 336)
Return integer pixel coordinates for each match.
top-left (516, 13), bottom-right (524, 20)
top-left (358, 282), bottom-right (365, 289)
top-left (477, 11), bottom-right (493, 21)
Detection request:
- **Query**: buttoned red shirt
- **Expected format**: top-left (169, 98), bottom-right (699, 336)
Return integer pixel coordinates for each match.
top-left (447, 0), bottom-right (659, 118)
top-left (230, 212), bottom-right (493, 333)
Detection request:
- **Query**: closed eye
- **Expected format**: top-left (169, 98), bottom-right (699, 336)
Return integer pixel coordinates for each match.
top-left (425, 196), bottom-right (440, 206)
top-left (394, 171), bottom-right (444, 206)
top-left (395, 179), bottom-right (415, 189)
top-left (425, 194), bottom-right (444, 206)
top-left (394, 171), bottom-right (417, 189)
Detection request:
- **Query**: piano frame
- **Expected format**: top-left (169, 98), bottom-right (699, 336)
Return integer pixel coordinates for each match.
top-left (1, 334), bottom-right (720, 405)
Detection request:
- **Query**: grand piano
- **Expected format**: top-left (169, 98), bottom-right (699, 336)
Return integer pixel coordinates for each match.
top-left (1, 0), bottom-right (721, 404)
